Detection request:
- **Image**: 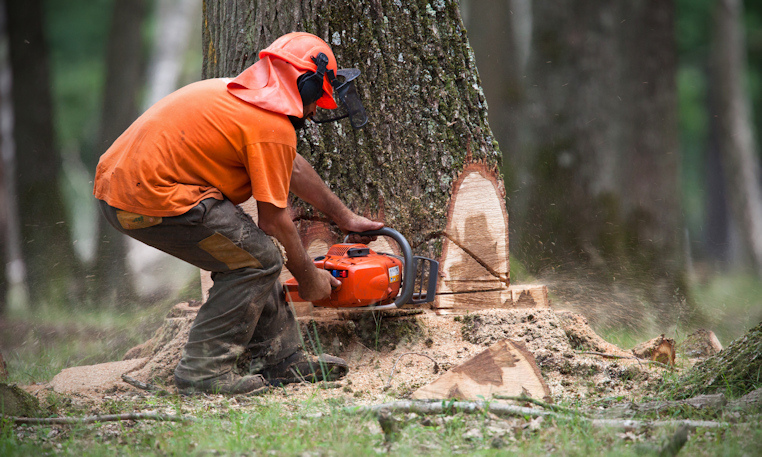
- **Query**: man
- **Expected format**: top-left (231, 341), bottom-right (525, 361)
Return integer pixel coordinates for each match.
top-left (94, 32), bottom-right (382, 395)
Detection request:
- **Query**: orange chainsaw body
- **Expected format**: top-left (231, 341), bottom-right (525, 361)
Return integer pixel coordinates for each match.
top-left (284, 243), bottom-right (403, 308)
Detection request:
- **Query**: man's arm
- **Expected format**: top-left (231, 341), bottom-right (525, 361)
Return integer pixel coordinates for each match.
top-left (256, 201), bottom-right (338, 301)
top-left (290, 153), bottom-right (383, 235)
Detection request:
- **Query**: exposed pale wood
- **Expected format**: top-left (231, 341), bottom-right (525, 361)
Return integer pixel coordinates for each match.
top-left (435, 285), bottom-right (550, 315)
top-left (411, 339), bottom-right (550, 401)
top-left (438, 165), bottom-right (510, 297)
top-left (631, 334), bottom-right (676, 366)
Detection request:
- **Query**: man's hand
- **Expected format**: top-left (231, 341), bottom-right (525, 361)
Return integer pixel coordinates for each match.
top-left (338, 213), bottom-right (384, 244)
top-left (297, 268), bottom-right (341, 302)
top-left (257, 200), bottom-right (339, 302)
top-left (290, 154), bottom-right (385, 243)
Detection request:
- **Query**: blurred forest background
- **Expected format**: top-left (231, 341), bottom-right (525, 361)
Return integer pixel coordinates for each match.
top-left (0, 0), bottom-right (761, 370)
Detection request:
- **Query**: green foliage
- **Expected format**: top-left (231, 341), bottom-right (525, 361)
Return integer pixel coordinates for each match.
top-left (44, 0), bottom-right (113, 165)
top-left (2, 301), bottom-right (167, 384)
top-left (690, 272), bottom-right (762, 344)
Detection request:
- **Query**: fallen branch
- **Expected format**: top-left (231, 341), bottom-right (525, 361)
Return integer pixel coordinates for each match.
top-left (349, 400), bottom-right (730, 429)
top-left (574, 351), bottom-right (670, 368)
top-left (384, 352), bottom-right (439, 390)
top-left (121, 374), bottom-right (170, 394)
top-left (2, 413), bottom-right (196, 425)
top-left (492, 394), bottom-right (580, 415)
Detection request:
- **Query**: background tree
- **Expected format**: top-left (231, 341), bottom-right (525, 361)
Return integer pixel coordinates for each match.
top-left (0, 0), bottom-right (9, 314)
top-left (4, 0), bottom-right (80, 308)
top-left (709, 0), bottom-right (762, 278)
top-left (89, 0), bottom-right (148, 305)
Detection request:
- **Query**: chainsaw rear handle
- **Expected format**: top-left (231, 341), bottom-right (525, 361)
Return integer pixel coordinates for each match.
top-left (344, 227), bottom-right (415, 309)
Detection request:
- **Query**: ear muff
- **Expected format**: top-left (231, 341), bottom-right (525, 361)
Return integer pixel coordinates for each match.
top-left (297, 53), bottom-right (330, 106)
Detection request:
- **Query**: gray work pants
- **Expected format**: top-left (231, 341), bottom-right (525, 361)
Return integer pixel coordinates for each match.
top-left (99, 198), bottom-right (301, 381)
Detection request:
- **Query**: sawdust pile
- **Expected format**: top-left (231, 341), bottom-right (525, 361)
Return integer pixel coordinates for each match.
top-left (22, 302), bottom-right (685, 407)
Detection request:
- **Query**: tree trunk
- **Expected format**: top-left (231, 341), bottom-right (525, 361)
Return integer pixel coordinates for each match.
top-left (709, 0), bottom-right (762, 278)
top-left (4, 0), bottom-right (80, 308)
top-left (520, 1), bottom-right (685, 311)
top-left (201, 0), bottom-right (542, 313)
top-left (0, 0), bottom-right (9, 313)
top-left (90, 0), bottom-right (148, 306)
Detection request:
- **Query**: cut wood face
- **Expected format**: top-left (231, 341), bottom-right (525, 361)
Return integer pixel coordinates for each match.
top-left (412, 339), bottom-right (550, 401)
top-left (437, 167), bottom-right (511, 310)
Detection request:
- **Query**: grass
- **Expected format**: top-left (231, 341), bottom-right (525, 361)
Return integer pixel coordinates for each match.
top-left (1, 300), bottom-right (169, 385)
top-left (2, 392), bottom-right (761, 456)
top-left (689, 272), bottom-right (762, 345)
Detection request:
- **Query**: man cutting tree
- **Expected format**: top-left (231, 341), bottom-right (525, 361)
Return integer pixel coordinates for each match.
top-left (94, 32), bottom-right (382, 395)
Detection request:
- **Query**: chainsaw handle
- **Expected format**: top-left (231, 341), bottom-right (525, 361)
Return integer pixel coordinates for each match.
top-left (344, 227), bottom-right (415, 308)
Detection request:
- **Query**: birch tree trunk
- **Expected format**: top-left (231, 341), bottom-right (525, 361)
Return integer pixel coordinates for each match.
top-left (202, 0), bottom-right (543, 313)
top-left (710, 0), bottom-right (762, 278)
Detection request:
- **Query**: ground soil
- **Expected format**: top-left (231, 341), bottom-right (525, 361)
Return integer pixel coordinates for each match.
top-left (18, 302), bottom-right (681, 409)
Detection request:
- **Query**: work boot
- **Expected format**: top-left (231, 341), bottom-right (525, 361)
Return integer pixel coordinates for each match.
top-left (256, 351), bottom-right (348, 386)
top-left (174, 371), bottom-right (270, 396)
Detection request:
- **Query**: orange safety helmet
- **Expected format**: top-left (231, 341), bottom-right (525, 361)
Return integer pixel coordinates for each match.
top-left (227, 32), bottom-right (339, 117)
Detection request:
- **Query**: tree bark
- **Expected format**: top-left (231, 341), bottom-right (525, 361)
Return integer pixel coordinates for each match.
top-left (202, 0), bottom-right (526, 312)
top-left (0, 0), bottom-right (11, 313)
top-left (4, 0), bottom-right (80, 307)
top-left (90, 0), bottom-right (148, 305)
top-left (709, 0), bottom-right (762, 278)
top-left (521, 1), bottom-right (685, 305)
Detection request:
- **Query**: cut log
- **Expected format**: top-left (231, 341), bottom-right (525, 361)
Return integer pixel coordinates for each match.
top-left (681, 328), bottom-right (723, 359)
top-left (411, 339), bottom-right (550, 401)
top-left (631, 334), bottom-right (676, 366)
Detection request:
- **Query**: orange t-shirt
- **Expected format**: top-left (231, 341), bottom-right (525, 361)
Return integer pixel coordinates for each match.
top-left (93, 78), bottom-right (297, 216)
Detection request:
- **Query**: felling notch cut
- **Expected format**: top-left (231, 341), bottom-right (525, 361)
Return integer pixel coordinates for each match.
top-left (435, 164), bottom-right (548, 313)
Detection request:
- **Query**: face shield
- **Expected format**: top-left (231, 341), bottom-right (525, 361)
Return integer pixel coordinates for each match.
top-left (313, 69), bottom-right (368, 129)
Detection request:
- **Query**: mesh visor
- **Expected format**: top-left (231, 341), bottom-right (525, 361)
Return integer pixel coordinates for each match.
top-left (313, 69), bottom-right (368, 129)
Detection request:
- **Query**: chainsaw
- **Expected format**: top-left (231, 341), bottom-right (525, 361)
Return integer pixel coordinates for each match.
top-left (283, 227), bottom-right (439, 310)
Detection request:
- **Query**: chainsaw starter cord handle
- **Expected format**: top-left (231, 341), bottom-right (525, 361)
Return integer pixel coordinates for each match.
top-left (344, 227), bottom-right (415, 308)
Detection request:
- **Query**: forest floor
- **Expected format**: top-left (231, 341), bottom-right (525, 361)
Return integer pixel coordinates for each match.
top-left (2, 268), bottom-right (761, 455)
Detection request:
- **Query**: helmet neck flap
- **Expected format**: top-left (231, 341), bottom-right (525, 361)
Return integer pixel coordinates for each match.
top-left (226, 32), bottom-right (366, 128)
